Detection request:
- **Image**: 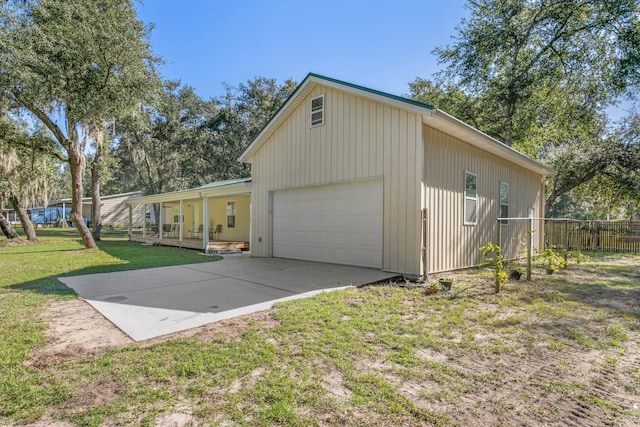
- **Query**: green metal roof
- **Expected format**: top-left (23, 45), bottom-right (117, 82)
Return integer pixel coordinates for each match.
top-left (194, 177), bottom-right (251, 190)
top-left (306, 73), bottom-right (434, 111)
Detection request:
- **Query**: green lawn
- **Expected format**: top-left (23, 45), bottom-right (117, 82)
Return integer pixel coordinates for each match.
top-left (1, 229), bottom-right (639, 426)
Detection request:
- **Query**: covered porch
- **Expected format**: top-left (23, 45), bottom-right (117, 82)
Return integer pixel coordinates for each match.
top-left (126, 178), bottom-right (251, 253)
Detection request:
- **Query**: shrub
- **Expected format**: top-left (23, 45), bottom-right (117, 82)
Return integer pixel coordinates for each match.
top-left (535, 247), bottom-right (567, 273)
top-left (479, 242), bottom-right (508, 292)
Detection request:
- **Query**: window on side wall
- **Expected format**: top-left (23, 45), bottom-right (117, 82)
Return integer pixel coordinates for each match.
top-left (226, 201), bottom-right (236, 229)
top-left (500, 181), bottom-right (509, 226)
top-left (464, 171), bottom-right (477, 225)
top-left (310, 95), bottom-right (324, 127)
top-left (173, 207), bottom-right (183, 224)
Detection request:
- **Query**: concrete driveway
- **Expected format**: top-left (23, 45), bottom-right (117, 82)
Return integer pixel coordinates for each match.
top-left (59, 256), bottom-right (397, 341)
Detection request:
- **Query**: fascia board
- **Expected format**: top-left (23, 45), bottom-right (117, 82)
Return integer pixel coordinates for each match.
top-left (238, 77), bottom-right (316, 163)
top-left (126, 183), bottom-right (252, 206)
top-left (424, 110), bottom-right (556, 176)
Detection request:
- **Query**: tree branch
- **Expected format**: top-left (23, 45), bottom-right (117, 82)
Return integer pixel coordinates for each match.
top-left (10, 88), bottom-right (69, 150)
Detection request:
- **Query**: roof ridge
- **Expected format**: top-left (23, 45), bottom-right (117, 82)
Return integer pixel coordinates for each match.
top-left (306, 72), bottom-right (434, 110)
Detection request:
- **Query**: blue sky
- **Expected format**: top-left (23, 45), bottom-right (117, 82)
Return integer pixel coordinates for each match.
top-left (135, 0), bottom-right (469, 100)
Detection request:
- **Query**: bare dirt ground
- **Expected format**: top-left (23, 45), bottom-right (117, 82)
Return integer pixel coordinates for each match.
top-left (18, 260), bottom-right (640, 426)
top-left (19, 300), bottom-right (277, 427)
top-left (24, 300), bottom-right (133, 369)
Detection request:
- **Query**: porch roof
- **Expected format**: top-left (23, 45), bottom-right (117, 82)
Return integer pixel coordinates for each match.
top-left (126, 178), bottom-right (252, 206)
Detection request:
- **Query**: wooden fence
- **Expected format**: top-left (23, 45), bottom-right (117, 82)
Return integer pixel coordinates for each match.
top-left (545, 220), bottom-right (640, 253)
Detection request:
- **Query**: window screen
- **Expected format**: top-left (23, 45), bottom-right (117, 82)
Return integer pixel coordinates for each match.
top-left (500, 182), bottom-right (509, 225)
top-left (464, 171), bottom-right (477, 225)
top-left (310, 95), bottom-right (324, 127)
top-left (226, 201), bottom-right (236, 228)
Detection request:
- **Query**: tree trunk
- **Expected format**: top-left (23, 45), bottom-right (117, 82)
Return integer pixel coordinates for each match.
top-left (545, 167), bottom-right (602, 217)
top-left (0, 198), bottom-right (20, 239)
top-left (68, 132), bottom-right (98, 249)
top-left (91, 127), bottom-right (104, 241)
top-left (9, 194), bottom-right (37, 242)
top-left (503, 95), bottom-right (516, 147)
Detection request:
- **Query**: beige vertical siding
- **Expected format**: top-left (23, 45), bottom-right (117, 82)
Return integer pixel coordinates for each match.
top-left (423, 125), bottom-right (543, 273)
top-left (249, 84), bottom-right (423, 275)
top-left (101, 195), bottom-right (134, 226)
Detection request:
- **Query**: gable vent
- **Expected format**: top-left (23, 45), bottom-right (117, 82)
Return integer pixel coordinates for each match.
top-left (310, 95), bottom-right (324, 127)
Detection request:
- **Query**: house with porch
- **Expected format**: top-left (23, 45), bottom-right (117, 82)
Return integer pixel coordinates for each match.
top-left (127, 178), bottom-right (251, 252)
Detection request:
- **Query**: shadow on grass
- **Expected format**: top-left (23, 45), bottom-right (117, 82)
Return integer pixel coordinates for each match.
top-left (541, 261), bottom-right (640, 320)
top-left (435, 255), bottom-right (640, 322)
top-left (9, 238), bottom-right (220, 297)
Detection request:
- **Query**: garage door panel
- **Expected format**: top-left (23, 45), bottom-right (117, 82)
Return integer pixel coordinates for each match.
top-left (272, 180), bottom-right (383, 268)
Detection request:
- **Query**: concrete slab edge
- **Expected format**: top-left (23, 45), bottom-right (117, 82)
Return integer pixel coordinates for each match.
top-left (85, 285), bottom-right (354, 342)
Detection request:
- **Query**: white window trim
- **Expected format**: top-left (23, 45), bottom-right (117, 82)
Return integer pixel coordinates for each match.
top-left (173, 207), bottom-right (183, 224)
top-left (464, 170), bottom-right (478, 226)
top-left (500, 181), bottom-right (509, 226)
top-left (310, 94), bottom-right (324, 127)
top-left (226, 200), bottom-right (236, 229)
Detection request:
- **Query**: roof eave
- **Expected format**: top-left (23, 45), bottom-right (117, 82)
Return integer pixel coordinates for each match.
top-left (424, 109), bottom-right (556, 177)
top-left (127, 181), bottom-right (252, 206)
top-left (239, 74), bottom-right (317, 163)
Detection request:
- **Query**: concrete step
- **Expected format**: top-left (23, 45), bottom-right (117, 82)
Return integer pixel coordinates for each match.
top-left (205, 247), bottom-right (243, 255)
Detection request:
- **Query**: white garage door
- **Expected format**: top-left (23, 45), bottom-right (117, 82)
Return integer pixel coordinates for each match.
top-left (272, 180), bottom-right (383, 268)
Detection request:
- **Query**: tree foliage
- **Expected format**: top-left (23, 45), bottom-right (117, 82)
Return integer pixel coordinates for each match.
top-left (433, 0), bottom-right (640, 146)
top-left (111, 77), bottom-right (297, 197)
top-left (0, 114), bottom-right (60, 240)
top-left (414, 0), bottom-right (640, 216)
top-left (189, 77), bottom-right (297, 184)
top-left (557, 114), bottom-right (640, 218)
top-left (0, 0), bottom-right (159, 248)
top-left (112, 81), bottom-right (213, 198)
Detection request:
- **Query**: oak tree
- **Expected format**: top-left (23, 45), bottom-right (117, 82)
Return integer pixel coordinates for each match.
top-left (0, 0), bottom-right (159, 248)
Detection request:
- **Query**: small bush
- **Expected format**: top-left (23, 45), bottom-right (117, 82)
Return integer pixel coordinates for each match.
top-left (479, 242), bottom-right (508, 291)
top-left (535, 248), bottom-right (567, 273)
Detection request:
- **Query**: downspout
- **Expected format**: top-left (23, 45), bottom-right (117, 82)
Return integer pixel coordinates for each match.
top-left (421, 208), bottom-right (428, 281)
top-left (420, 113), bottom-right (430, 282)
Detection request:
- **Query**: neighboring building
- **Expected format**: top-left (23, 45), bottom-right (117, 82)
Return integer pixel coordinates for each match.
top-left (90, 191), bottom-right (145, 227)
top-left (1, 208), bottom-right (19, 225)
top-left (239, 73), bottom-right (554, 277)
top-left (127, 73), bottom-right (554, 277)
top-left (23, 191), bottom-right (144, 228)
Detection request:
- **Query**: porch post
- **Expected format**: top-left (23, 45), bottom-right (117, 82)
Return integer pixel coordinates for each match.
top-left (527, 218), bottom-right (533, 281)
top-left (179, 199), bottom-right (183, 241)
top-left (159, 202), bottom-right (164, 240)
top-left (128, 206), bottom-right (132, 239)
top-left (62, 202), bottom-right (66, 222)
top-left (143, 204), bottom-right (147, 237)
top-left (203, 196), bottom-right (209, 251)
